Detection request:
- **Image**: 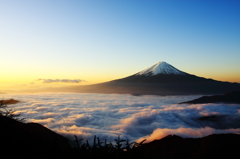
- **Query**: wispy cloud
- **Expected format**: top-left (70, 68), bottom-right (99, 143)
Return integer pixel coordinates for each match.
top-left (37, 79), bottom-right (86, 83)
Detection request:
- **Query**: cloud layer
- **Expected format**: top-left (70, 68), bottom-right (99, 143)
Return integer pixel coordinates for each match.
top-left (4, 93), bottom-right (240, 143)
top-left (37, 79), bottom-right (86, 83)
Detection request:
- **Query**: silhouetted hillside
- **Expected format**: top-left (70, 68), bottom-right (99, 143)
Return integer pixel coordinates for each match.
top-left (1, 115), bottom-right (240, 159)
top-left (0, 115), bottom-right (72, 159)
top-left (135, 133), bottom-right (240, 159)
top-left (180, 91), bottom-right (240, 104)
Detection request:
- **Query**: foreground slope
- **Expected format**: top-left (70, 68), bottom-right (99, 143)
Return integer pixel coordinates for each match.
top-left (0, 115), bottom-right (72, 159)
top-left (1, 115), bottom-right (240, 159)
top-left (1, 96), bottom-right (240, 158)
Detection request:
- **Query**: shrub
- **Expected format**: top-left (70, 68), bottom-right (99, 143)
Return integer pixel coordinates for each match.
top-left (0, 99), bottom-right (25, 122)
top-left (73, 135), bottom-right (146, 158)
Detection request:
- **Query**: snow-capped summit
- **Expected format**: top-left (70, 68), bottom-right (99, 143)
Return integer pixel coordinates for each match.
top-left (136, 61), bottom-right (187, 76)
top-left (57, 61), bottom-right (240, 95)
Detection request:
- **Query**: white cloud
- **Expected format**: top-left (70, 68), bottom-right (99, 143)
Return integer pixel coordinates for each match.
top-left (29, 118), bottom-right (55, 125)
top-left (4, 93), bottom-right (240, 143)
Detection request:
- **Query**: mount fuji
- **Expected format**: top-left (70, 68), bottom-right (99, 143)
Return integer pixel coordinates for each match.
top-left (52, 62), bottom-right (240, 95)
top-left (111, 61), bottom-right (219, 84)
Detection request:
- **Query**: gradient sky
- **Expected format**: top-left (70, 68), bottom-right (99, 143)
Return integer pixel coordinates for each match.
top-left (1, 0), bottom-right (240, 90)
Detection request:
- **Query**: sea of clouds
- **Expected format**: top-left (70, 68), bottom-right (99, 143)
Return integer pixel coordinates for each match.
top-left (3, 93), bottom-right (240, 143)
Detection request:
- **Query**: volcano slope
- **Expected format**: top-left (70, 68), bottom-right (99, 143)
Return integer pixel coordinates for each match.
top-left (38, 62), bottom-right (240, 95)
top-left (58, 62), bottom-right (240, 95)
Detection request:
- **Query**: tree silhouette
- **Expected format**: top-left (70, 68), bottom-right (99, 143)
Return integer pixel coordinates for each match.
top-left (0, 99), bottom-right (25, 122)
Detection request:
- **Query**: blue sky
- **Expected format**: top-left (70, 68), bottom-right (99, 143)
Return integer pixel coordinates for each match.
top-left (0, 0), bottom-right (240, 89)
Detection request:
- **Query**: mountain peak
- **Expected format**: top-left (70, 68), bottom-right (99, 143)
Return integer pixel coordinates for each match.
top-left (136, 61), bottom-right (187, 76)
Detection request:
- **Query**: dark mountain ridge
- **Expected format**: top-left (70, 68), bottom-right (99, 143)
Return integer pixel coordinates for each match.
top-left (31, 61), bottom-right (240, 95)
top-left (76, 62), bottom-right (240, 95)
top-left (180, 91), bottom-right (240, 104)
top-left (135, 133), bottom-right (240, 159)
top-left (69, 75), bottom-right (240, 95)
top-left (111, 72), bottom-right (228, 84)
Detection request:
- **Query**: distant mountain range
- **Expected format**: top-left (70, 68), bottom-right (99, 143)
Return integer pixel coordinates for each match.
top-left (180, 91), bottom-right (240, 104)
top-left (49, 61), bottom-right (240, 95)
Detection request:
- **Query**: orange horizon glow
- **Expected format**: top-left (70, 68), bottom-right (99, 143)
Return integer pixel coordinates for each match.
top-left (1, 74), bottom-right (239, 92)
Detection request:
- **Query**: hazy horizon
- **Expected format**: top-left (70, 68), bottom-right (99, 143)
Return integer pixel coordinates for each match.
top-left (1, 61), bottom-right (240, 93)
